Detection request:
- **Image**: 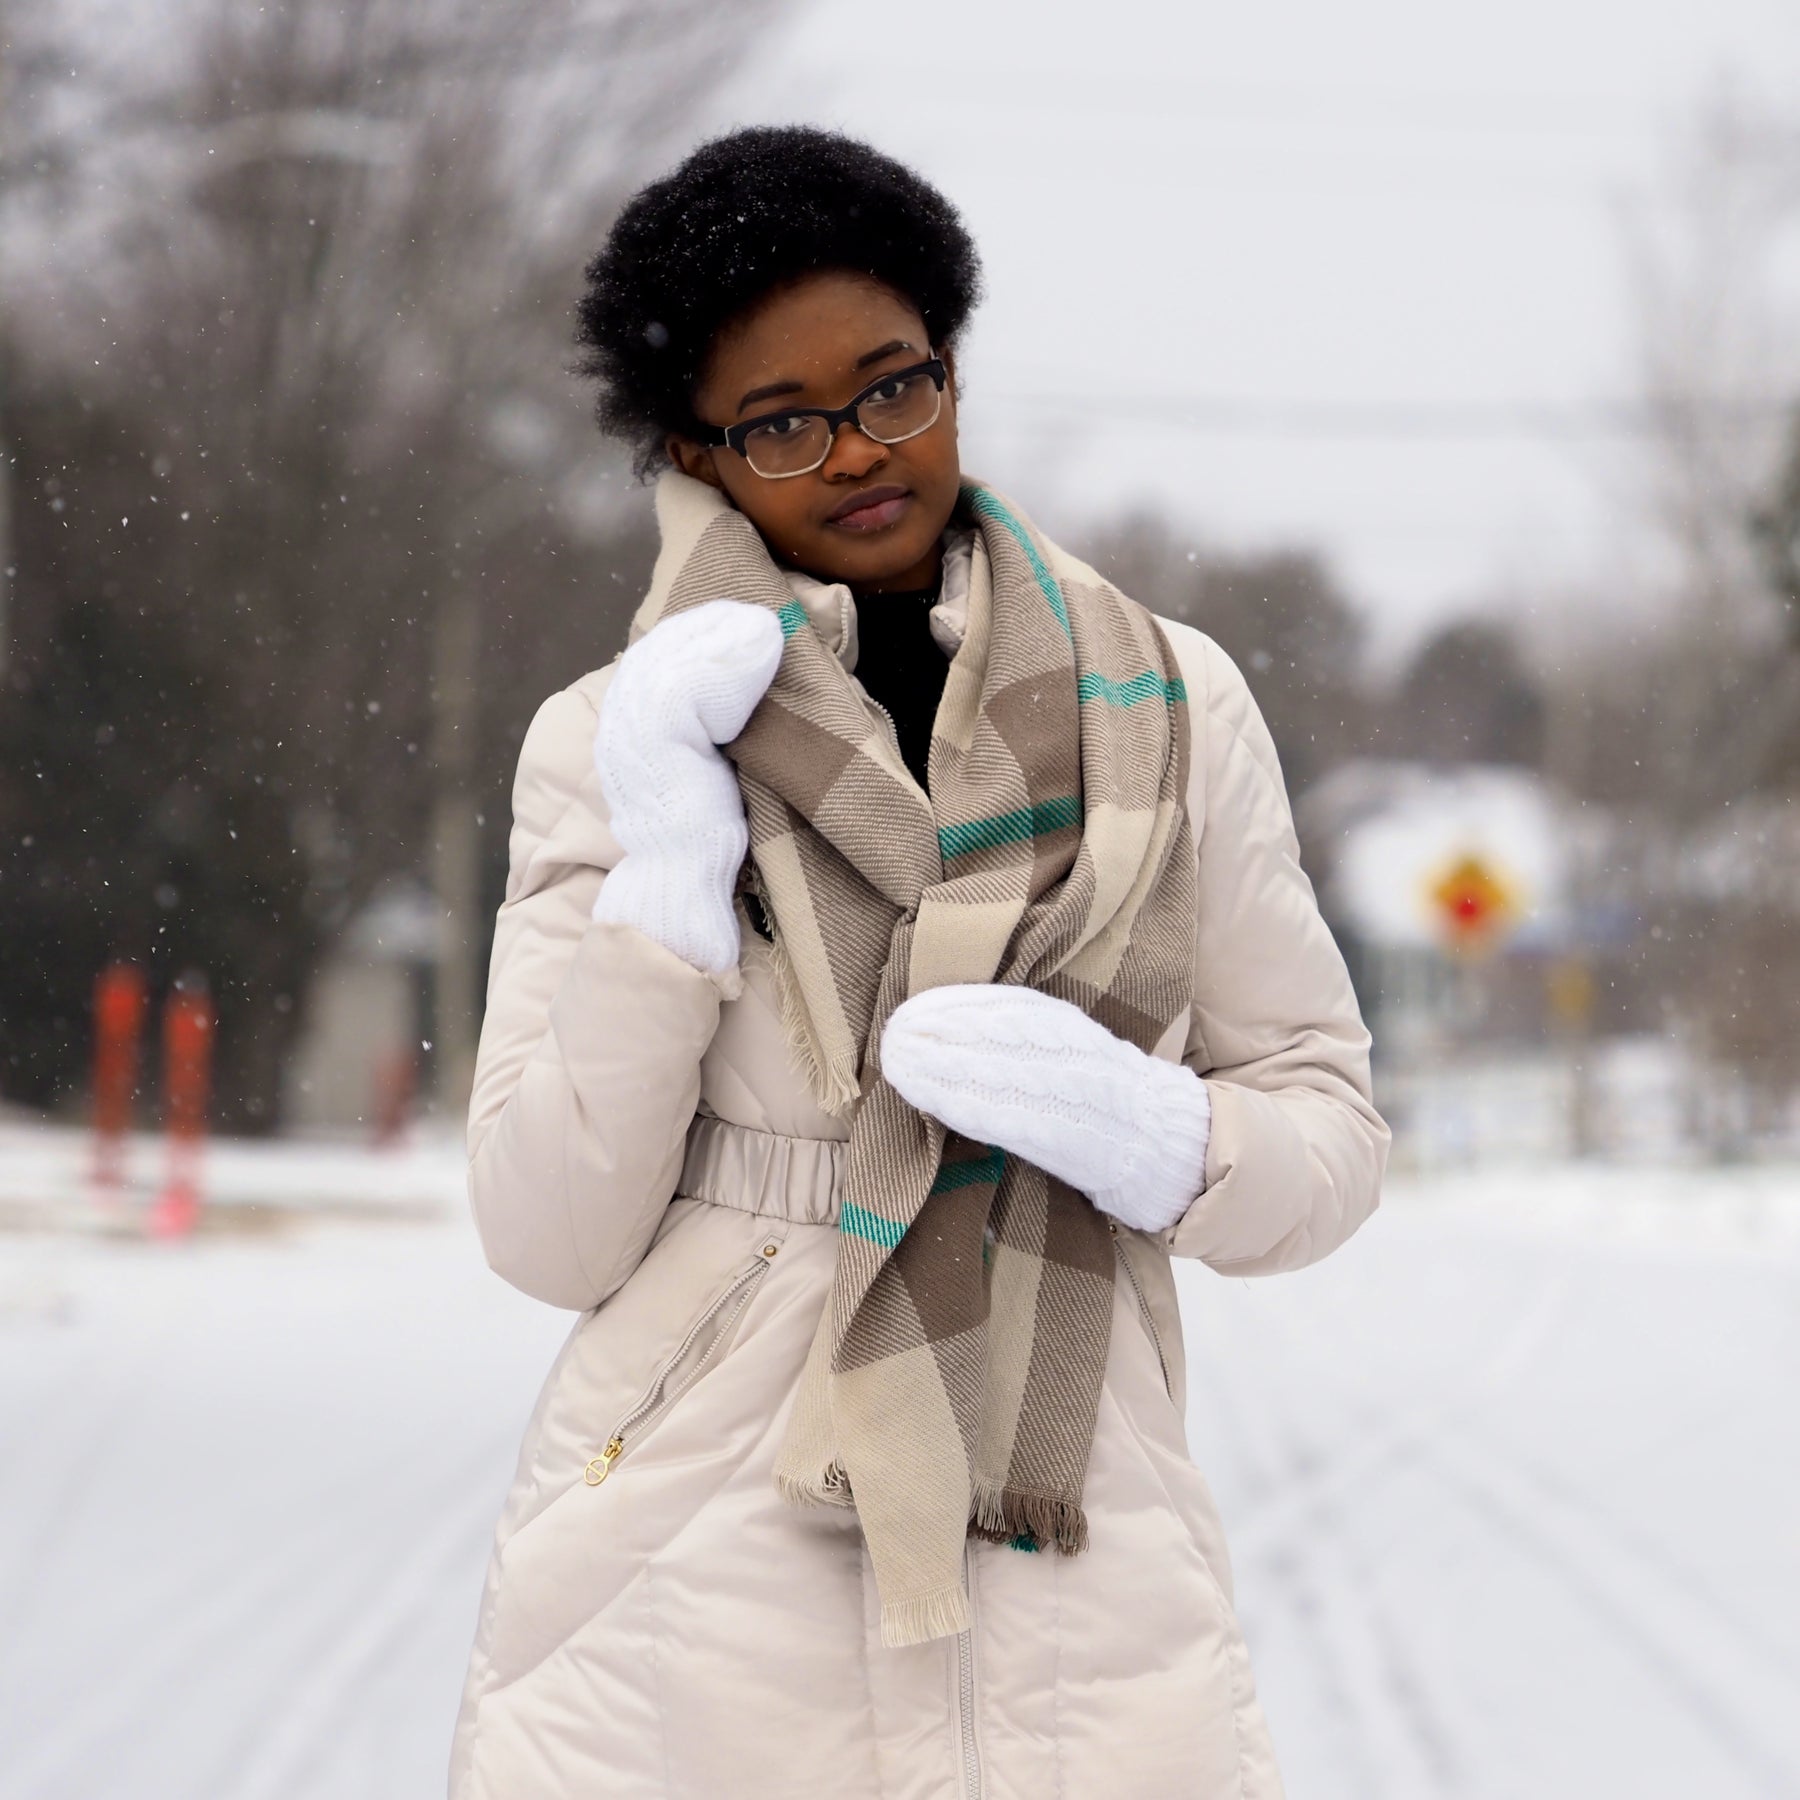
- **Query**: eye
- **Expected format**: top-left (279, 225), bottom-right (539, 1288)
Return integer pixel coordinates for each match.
top-left (746, 414), bottom-right (808, 440)
top-left (869, 379), bottom-right (905, 403)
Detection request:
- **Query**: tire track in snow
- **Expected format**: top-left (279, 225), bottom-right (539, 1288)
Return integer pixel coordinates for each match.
top-left (194, 1454), bottom-right (500, 1800)
top-left (0, 1206), bottom-right (544, 1800)
top-left (1243, 1271), bottom-right (1800, 1798)
top-left (1195, 1288), bottom-right (1476, 1799)
top-left (1419, 1441), bottom-right (1800, 1798)
top-left (1186, 1288), bottom-right (1462, 1799)
top-left (1225, 1260), bottom-right (1575, 1567)
top-left (0, 1479), bottom-right (394, 1799)
top-left (4, 1440), bottom-right (501, 1800)
top-left (0, 1325), bottom-right (162, 1671)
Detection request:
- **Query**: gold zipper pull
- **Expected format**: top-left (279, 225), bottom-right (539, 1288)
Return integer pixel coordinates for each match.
top-left (584, 1436), bottom-right (624, 1487)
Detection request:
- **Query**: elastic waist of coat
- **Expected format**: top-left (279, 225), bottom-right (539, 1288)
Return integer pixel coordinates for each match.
top-left (677, 1115), bottom-right (846, 1227)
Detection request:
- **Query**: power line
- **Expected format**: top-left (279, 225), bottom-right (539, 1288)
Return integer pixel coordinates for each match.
top-left (896, 64), bottom-right (1686, 139)
top-left (980, 391), bottom-right (1798, 443)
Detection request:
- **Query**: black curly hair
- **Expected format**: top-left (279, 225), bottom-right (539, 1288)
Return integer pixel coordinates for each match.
top-left (576, 125), bottom-right (984, 478)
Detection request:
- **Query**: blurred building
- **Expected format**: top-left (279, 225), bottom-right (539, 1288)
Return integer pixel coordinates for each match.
top-left (1298, 760), bottom-right (1664, 1164)
top-left (1300, 759), bottom-right (1575, 1057)
top-left (282, 883), bottom-right (440, 1138)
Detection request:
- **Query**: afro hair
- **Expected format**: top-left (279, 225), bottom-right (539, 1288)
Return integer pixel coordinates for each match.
top-left (575, 125), bottom-right (984, 477)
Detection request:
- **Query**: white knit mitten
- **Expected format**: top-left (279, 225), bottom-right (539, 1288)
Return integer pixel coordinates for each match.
top-left (591, 600), bottom-right (785, 975)
top-left (880, 984), bottom-right (1212, 1235)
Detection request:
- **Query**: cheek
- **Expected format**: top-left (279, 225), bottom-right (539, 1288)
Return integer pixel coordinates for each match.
top-left (912, 420), bottom-right (962, 492)
top-left (715, 462), bottom-right (823, 552)
top-left (901, 430), bottom-right (962, 515)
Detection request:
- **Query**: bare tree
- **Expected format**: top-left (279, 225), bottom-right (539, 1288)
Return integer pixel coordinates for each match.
top-left (0, 0), bottom-right (783, 1126)
top-left (1577, 88), bottom-right (1800, 1135)
top-left (1082, 512), bottom-right (1370, 803)
top-left (1389, 620), bottom-right (1545, 769)
top-left (1618, 88), bottom-right (1800, 820)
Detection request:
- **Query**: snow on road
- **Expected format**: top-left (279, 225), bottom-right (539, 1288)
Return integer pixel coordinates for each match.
top-left (2, 1138), bottom-right (1797, 1799)
top-left (1184, 1165), bottom-right (1800, 1800)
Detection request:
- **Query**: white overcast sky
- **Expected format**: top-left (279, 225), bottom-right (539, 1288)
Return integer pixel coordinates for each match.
top-left (695, 0), bottom-right (1800, 657)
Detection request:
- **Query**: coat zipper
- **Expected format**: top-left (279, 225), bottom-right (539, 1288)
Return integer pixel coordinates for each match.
top-left (859, 690), bottom-right (932, 800)
top-left (863, 693), bottom-right (906, 766)
top-left (955, 1540), bottom-right (983, 1799)
top-left (585, 1244), bottom-right (778, 1487)
top-left (1111, 1227), bottom-right (1175, 1404)
top-left (864, 690), bottom-right (901, 747)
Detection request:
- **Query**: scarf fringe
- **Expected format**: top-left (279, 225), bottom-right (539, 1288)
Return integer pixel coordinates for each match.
top-left (880, 1583), bottom-right (971, 1648)
top-left (760, 895), bottom-right (862, 1120)
top-left (970, 1478), bottom-right (1090, 1555)
top-left (774, 1463), bottom-right (857, 1512)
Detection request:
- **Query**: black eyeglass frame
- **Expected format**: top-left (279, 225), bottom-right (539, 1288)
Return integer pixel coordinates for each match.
top-left (697, 356), bottom-right (949, 475)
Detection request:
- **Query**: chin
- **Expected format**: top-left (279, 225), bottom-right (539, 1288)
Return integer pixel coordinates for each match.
top-left (799, 542), bottom-right (905, 587)
top-left (858, 528), bottom-right (940, 577)
top-left (853, 548), bottom-right (926, 583)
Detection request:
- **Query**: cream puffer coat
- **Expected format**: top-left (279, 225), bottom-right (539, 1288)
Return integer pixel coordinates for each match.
top-left (449, 518), bottom-right (1389, 1800)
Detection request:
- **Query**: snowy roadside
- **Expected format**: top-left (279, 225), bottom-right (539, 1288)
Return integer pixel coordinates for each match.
top-left (0, 1119), bottom-right (467, 1239)
top-left (1183, 1161), bottom-right (1800, 1800)
top-left (2, 1129), bottom-right (1797, 1798)
top-left (1381, 1158), bottom-right (1800, 1258)
top-left (8, 1113), bottom-right (1799, 1252)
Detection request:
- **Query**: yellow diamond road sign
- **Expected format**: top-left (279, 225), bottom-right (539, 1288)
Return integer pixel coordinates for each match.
top-left (1428, 852), bottom-right (1518, 951)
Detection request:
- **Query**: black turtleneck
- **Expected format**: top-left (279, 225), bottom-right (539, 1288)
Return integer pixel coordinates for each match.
top-left (852, 585), bottom-right (945, 791)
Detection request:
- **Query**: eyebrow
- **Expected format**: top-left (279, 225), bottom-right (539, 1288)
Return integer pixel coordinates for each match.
top-left (854, 338), bottom-right (915, 370)
top-left (734, 339), bottom-right (918, 416)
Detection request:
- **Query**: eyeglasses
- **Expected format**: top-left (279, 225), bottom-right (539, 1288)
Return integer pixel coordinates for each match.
top-left (699, 356), bottom-right (948, 479)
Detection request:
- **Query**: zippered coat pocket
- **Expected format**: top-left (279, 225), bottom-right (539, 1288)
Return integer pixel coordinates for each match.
top-left (584, 1233), bottom-right (784, 1489)
top-left (1111, 1223), bottom-right (1177, 1407)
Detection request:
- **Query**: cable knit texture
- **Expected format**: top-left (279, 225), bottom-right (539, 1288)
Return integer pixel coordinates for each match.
top-left (591, 599), bottom-right (784, 975)
top-left (881, 984), bottom-right (1213, 1236)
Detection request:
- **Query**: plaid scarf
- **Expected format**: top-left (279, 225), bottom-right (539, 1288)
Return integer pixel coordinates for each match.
top-left (632, 473), bottom-right (1196, 1647)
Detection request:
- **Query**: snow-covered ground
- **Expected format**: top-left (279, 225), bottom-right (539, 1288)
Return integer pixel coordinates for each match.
top-left (2, 1127), bottom-right (1797, 1798)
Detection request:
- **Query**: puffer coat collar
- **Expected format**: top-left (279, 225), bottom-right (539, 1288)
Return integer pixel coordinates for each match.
top-left (632, 465), bottom-right (977, 678)
top-left (778, 524), bottom-right (978, 678)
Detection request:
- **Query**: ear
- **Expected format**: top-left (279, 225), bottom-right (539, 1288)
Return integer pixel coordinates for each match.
top-left (942, 344), bottom-right (959, 401)
top-left (666, 435), bottom-right (723, 488)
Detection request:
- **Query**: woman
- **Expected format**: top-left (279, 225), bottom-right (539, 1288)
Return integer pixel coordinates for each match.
top-left (451, 126), bottom-right (1388, 1799)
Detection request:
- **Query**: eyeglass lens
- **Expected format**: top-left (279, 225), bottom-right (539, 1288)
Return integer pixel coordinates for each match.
top-left (740, 369), bottom-right (942, 477)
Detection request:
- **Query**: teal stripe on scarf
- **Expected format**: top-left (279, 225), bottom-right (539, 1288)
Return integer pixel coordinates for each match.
top-left (1077, 670), bottom-right (1187, 707)
top-left (930, 1147), bottom-right (1006, 1195)
top-left (962, 486), bottom-right (1072, 640)
top-left (938, 795), bottom-right (1081, 862)
top-left (777, 599), bottom-right (808, 638)
top-left (840, 1199), bottom-right (907, 1248)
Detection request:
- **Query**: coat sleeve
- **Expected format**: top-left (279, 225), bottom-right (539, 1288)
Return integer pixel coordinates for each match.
top-left (465, 669), bottom-right (728, 1311)
top-left (1154, 622), bottom-right (1390, 1275)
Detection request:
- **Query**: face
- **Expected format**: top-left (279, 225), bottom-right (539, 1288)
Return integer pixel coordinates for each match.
top-left (668, 270), bottom-right (961, 593)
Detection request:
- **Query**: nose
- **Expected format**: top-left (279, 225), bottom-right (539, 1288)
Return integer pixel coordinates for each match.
top-left (821, 418), bottom-right (887, 482)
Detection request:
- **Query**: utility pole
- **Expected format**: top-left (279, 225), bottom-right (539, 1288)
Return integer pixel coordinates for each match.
top-left (0, 16), bottom-right (15, 683)
top-left (0, 382), bottom-right (12, 681)
top-left (430, 583), bottom-right (482, 1115)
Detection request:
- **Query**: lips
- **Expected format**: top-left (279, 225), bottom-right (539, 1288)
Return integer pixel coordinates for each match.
top-left (825, 484), bottom-right (910, 531)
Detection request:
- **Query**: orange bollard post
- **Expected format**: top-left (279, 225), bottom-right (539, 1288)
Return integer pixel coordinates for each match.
top-left (92, 962), bottom-right (149, 1196)
top-left (150, 976), bottom-right (214, 1239)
